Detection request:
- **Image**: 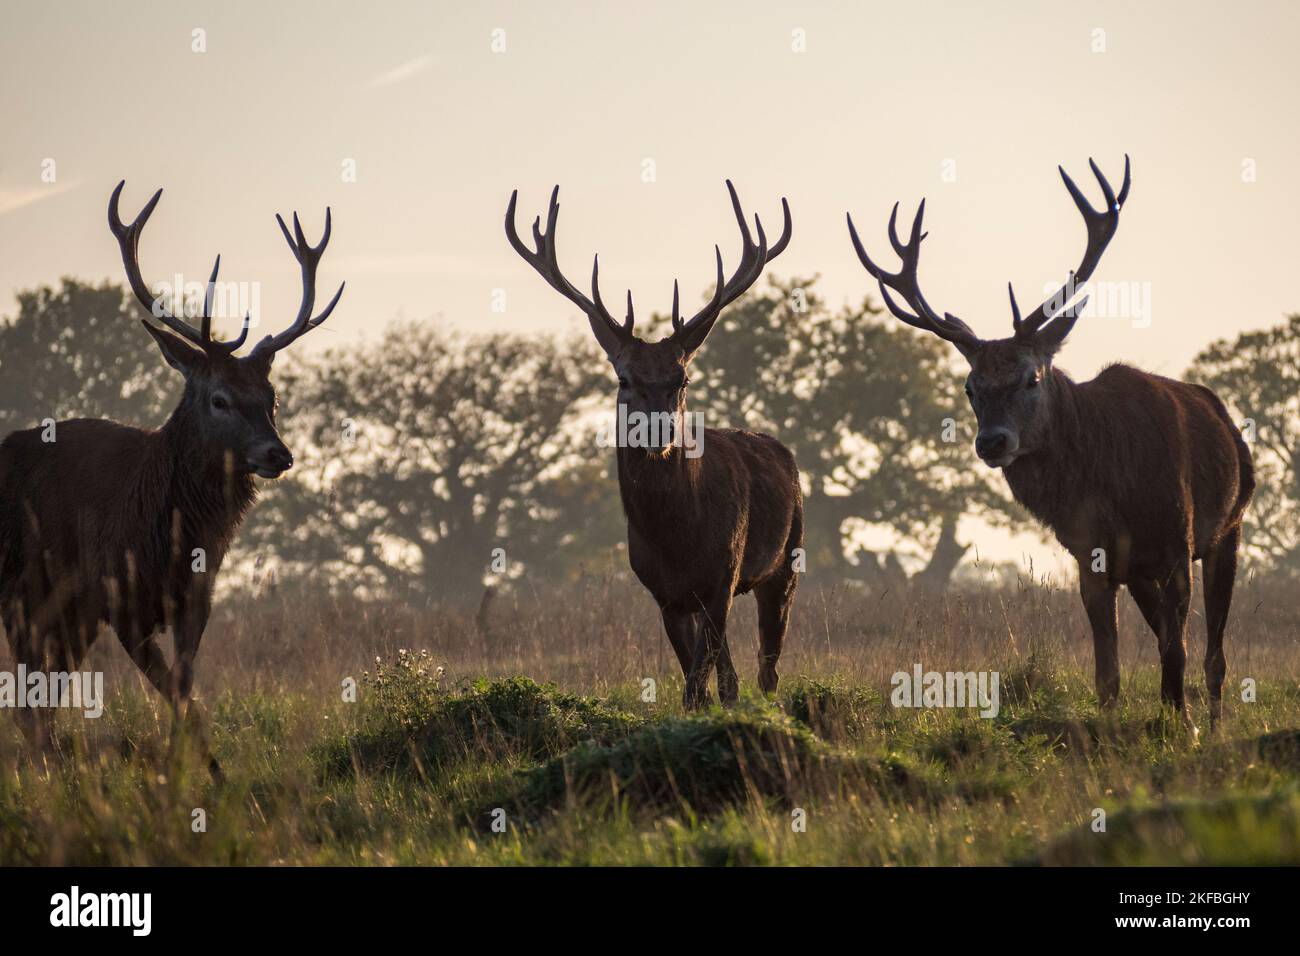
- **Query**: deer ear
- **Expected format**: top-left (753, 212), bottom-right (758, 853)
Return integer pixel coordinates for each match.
top-left (1032, 312), bottom-right (1079, 357)
top-left (140, 321), bottom-right (205, 377)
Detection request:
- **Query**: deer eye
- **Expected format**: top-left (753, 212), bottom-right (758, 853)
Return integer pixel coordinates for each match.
top-left (1025, 374), bottom-right (1040, 389)
top-left (211, 394), bottom-right (231, 411)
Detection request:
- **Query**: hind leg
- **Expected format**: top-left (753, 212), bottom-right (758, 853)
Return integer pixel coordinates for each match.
top-left (2, 610), bottom-right (46, 753)
top-left (1201, 527), bottom-right (1240, 731)
top-left (6, 616), bottom-right (90, 760)
top-left (755, 572), bottom-right (796, 695)
top-left (1155, 555), bottom-right (1194, 732)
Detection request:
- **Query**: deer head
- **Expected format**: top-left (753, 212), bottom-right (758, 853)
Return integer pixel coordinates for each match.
top-left (848, 157), bottom-right (1130, 468)
top-left (506, 181), bottom-right (791, 454)
top-left (108, 181), bottom-right (345, 478)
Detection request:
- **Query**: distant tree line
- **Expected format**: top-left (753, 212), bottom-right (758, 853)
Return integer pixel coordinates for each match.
top-left (4, 277), bottom-right (1296, 601)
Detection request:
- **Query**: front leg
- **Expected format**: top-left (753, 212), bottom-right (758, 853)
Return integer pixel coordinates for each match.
top-left (1078, 564), bottom-right (1120, 708)
top-left (684, 591), bottom-right (736, 709)
top-left (660, 606), bottom-right (696, 677)
top-left (171, 604), bottom-right (224, 784)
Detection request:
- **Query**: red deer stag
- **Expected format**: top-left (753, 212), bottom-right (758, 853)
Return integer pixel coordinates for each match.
top-left (0, 181), bottom-right (343, 777)
top-left (847, 157), bottom-right (1253, 732)
top-left (506, 182), bottom-right (803, 709)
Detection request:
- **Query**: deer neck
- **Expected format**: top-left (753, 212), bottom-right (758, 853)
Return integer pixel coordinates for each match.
top-left (154, 399), bottom-right (257, 557)
top-left (1002, 367), bottom-right (1086, 533)
top-left (615, 441), bottom-right (702, 534)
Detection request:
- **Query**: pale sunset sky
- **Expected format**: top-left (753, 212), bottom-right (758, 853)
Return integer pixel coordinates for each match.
top-left (2, 0), bottom-right (1297, 574)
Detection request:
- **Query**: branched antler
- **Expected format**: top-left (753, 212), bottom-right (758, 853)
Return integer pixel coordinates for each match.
top-left (247, 209), bottom-right (346, 361)
top-left (505, 186), bottom-right (634, 356)
top-left (109, 182), bottom-right (343, 361)
top-left (669, 180), bottom-right (791, 353)
top-left (847, 199), bottom-right (982, 354)
top-left (1012, 155), bottom-right (1131, 338)
top-left (108, 181), bottom-right (250, 354)
top-left (506, 181), bottom-right (791, 358)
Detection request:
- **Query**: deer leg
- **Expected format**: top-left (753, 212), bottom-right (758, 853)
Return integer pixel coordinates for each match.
top-left (171, 619), bottom-right (223, 784)
top-left (6, 614), bottom-right (60, 759)
top-left (4, 611), bottom-right (43, 754)
top-left (1079, 569), bottom-right (1120, 708)
top-left (1200, 527), bottom-right (1240, 731)
top-left (1157, 556), bottom-right (1194, 732)
top-left (714, 634), bottom-right (739, 707)
top-left (121, 621), bottom-right (222, 783)
top-left (660, 606), bottom-right (696, 677)
top-left (1128, 579), bottom-right (1166, 650)
top-left (684, 592), bottom-right (733, 710)
top-left (755, 573), bottom-right (795, 695)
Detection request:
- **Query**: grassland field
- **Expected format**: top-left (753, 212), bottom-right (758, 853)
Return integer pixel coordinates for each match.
top-left (2, 571), bottom-right (1299, 866)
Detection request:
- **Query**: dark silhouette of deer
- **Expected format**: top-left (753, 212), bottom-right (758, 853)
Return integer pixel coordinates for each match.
top-left (507, 182), bottom-right (803, 709)
top-left (848, 157), bottom-right (1253, 732)
top-left (0, 182), bottom-right (344, 776)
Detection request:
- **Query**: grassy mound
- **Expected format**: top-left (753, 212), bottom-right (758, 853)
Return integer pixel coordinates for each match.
top-left (318, 667), bottom-right (643, 780)
top-left (1034, 788), bottom-right (1300, 865)
top-left (784, 678), bottom-right (879, 741)
top-left (485, 704), bottom-right (840, 824)
top-left (1256, 729), bottom-right (1300, 769)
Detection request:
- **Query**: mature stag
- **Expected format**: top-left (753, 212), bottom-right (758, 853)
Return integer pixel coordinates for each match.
top-left (0, 182), bottom-right (343, 776)
top-left (848, 157), bottom-right (1253, 731)
top-left (506, 182), bottom-right (803, 709)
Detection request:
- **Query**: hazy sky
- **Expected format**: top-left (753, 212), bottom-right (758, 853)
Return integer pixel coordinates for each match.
top-left (3, 0), bottom-right (1299, 571)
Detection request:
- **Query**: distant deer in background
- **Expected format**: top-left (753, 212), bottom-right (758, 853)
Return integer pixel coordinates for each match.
top-left (507, 182), bottom-right (803, 709)
top-left (0, 182), bottom-right (344, 777)
top-left (848, 157), bottom-right (1253, 732)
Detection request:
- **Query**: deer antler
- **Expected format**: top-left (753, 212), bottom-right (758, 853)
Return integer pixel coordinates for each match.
top-left (1012, 155), bottom-right (1131, 339)
top-left (669, 180), bottom-right (792, 354)
top-left (505, 186), bottom-right (634, 357)
top-left (507, 182), bottom-right (791, 359)
top-left (108, 181), bottom-right (251, 354)
top-left (247, 209), bottom-right (345, 362)
top-left (847, 199), bottom-right (982, 354)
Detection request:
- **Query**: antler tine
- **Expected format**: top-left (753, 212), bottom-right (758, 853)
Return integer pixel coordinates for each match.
top-left (673, 181), bottom-right (791, 345)
top-left (846, 201), bottom-right (982, 351)
top-left (505, 187), bottom-right (629, 346)
top-left (200, 254), bottom-right (221, 342)
top-left (1015, 155), bottom-right (1130, 339)
top-left (768, 197), bottom-right (793, 260)
top-left (108, 181), bottom-right (250, 354)
top-left (249, 208), bottom-right (345, 360)
top-left (590, 256), bottom-right (635, 335)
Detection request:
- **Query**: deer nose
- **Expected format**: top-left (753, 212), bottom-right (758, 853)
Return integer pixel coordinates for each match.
top-left (253, 443), bottom-right (294, 476)
top-left (975, 430), bottom-right (1012, 462)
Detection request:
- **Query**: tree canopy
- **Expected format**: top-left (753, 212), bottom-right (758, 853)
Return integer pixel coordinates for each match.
top-left (1187, 313), bottom-right (1300, 574)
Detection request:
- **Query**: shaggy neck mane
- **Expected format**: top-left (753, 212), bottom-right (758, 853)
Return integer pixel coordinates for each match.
top-left (149, 395), bottom-right (257, 557)
top-left (1003, 366), bottom-right (1119, 535)
top-left (616, 441), bottom-right (704, 539)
